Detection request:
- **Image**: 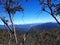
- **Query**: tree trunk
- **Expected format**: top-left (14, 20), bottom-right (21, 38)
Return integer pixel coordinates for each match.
top-left (8, 31), bottom-right (12, 45)
top-left (51, 15), bottom-right (60, 25)
top-left (9, 13), bottom-right (18, 44)
top-left (4, 24), bottom-right (12, 45)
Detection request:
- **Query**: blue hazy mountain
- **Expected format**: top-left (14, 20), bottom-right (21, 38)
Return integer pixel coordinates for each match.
top-left (0, 25), bottom-right (5, 29)
top-left (32, 22), bottom-right (59, 30)
top-left (0, 22), bottom-right (59, 32)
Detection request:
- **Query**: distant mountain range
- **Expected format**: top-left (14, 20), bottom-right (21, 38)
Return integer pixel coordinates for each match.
top-left (32, 22), bottom-right (59, 30)
top-left (0, 22), bottom-right (59, 32)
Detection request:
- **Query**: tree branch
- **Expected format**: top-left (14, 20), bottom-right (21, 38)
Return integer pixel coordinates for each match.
top-left (0, 16), bottom-right (13, 33)
top-left (47, 4), bottom-right (60, 25)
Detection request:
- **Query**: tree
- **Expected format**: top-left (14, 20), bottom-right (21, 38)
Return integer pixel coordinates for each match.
top-left (0, 0), bottom-right (23, 44)
top-left (39, 0), bottom-right (60, 26)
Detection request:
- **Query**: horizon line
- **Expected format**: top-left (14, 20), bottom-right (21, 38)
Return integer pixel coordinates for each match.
top-left (0, 22), bottom-right (57, 25)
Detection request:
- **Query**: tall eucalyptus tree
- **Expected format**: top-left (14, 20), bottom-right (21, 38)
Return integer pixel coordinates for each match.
top-left (0, 0), bottom-right (24, 44)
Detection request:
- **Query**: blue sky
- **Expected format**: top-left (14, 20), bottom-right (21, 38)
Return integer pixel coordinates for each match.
top-left (0, 0), bottom-right (60, 24)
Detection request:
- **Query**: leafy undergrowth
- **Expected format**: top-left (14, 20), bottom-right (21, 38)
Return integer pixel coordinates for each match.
top-left (0, 28), bottom-right (60, 45)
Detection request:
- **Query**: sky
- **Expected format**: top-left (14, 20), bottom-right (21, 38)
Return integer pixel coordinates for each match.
top-left (0, 0), bottom-right (60, 25)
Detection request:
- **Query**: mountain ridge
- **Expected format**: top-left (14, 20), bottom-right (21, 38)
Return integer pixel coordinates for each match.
top-left (0, 22), bottom-right (59, 32)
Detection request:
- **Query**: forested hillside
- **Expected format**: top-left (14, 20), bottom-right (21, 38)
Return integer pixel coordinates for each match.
top-left (0, 28), bottom-right (60, 45)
